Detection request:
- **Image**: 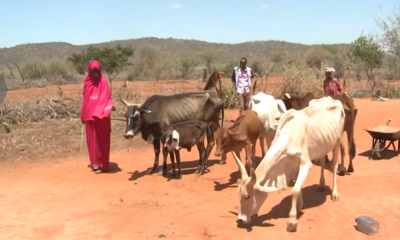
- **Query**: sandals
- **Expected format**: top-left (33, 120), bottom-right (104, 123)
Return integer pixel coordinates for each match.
top-left (94, 169), bottom-right (108, 174)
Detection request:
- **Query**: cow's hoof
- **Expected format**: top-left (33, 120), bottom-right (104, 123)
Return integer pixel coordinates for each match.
top-left (337, 165), bottom-right (346, 176)
top-left (219, 159), bottom-right (226, 165)
top-left (331, 192), bottom-right (339, 202)
top-left (286, 221), bottom-right (297, 232)
top-left (337, 170), bottom-right (345, 176)
top-left (147, 167), bottom-right (159, 174)
top-left (176, 174), bottom-right (182, 179)
top-left (347, 165), bottom-right (354, 173)
top-left (337, 171), bottom-right (345, 176)
top-left (197, 169), bottom-right (205, 175)
top-left (158, 169), bottom-right (166, 176)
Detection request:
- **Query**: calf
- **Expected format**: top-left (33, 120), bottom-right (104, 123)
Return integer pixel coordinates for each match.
top-left (248, 92), bottom-right (287, 157)
top-left (160, 120), bottom-right (211, 179)
top-left (214, 110), bottom-right (261, 178)
top-left (232, 97), bottom-right (345, 232)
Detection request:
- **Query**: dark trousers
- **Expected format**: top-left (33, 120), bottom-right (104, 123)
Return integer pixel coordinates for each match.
top-left (236, 92), bottom-right (251, 114)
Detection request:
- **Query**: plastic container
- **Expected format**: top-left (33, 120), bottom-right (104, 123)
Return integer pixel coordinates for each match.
top-left (355, 215), bottom-right (379, 235)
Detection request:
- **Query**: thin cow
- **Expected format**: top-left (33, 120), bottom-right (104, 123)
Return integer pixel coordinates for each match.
top-left (121, 91), bottom-right (224, 175)
top-left (282, 91), bottom-right (357, 176)
top-left (161, 120), bottom-right (211, 179)
top-left (232, 96), bottom-right (345, 232)
top-left (248, 92), bottom-right (287, 157)
top-left (214, 110), bottom-right (262, 178)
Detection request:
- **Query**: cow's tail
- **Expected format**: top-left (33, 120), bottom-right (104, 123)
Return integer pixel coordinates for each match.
top-left (343, 92), bottom-right (356, 159)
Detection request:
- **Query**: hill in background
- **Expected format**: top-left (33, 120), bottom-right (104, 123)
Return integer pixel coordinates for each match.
top-left (0, 37), bottom-right (350, 65)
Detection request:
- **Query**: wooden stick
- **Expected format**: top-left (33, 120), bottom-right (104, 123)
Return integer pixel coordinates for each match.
top-left (77, 123), bottom-right (84, 170)
top-left (111, 118), bottom-right (126, 121)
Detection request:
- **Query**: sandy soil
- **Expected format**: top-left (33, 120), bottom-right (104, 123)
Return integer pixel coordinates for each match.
top-left (2, 80), bottom-right (400, 239)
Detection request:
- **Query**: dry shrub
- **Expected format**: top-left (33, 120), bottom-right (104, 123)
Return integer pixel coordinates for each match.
top-left (272, 53), bottom-right (323, 98)
top-left (221, 85), bottom-right (237, 109)
top-left (0, 97), bottom-right (81, 132)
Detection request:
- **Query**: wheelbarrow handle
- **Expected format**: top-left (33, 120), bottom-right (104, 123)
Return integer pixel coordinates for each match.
top-left (386, 118), bottom-right (392, 126)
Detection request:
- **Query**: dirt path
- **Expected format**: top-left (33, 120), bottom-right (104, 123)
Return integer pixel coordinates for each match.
top-left (2, 99), bottom-right (400, 239)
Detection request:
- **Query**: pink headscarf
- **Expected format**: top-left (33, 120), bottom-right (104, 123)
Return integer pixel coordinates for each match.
top-left (80, 60), bottom-right (114, 121)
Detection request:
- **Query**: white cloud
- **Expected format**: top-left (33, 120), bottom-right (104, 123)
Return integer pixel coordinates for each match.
top-left (170, 3), bottom-right (182, 9)
top-left (261, 4), bottom-right (269, 9)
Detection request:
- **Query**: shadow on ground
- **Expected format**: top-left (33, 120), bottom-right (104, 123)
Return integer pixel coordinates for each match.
top-left (358, 149), bottom-right (399, 160)
top-left (128, 159), bottom-right (221, 181)
top-left (213, 156), bottom-right (263, 191)
top-left (229, 184), bottom-right (331, 232)
top-left (87, 162), bottom-right (121, 173)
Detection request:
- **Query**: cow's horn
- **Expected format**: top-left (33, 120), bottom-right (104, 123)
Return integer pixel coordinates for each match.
top-left (284, 93), bottom-right (291, 99)
top-left (120, 96), bottom-right (135, 107)
top-left (232, 151), bottom-right (248, 178)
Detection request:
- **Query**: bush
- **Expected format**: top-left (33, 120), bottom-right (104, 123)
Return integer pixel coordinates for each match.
top-left (221, 85), bottom-right (237, 109)
top-left (273, 52), bottom-right (323, 98)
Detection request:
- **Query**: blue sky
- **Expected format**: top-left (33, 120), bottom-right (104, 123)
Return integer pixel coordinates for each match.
top-left (0, 0), bottom-right (398, 48)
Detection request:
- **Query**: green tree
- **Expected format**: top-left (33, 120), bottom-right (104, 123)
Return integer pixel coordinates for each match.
top-left (67, 44), bottom-right (135, 93)
top-left (304, 45), bottom-right (334, 64)
top-left (349, 35), bottom-right (384, 89)
top-left (196, 50), bottom-right (220, 75)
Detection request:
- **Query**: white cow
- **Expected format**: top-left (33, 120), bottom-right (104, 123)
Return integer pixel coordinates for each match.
top-left (233, 96), bottom-right (345, 232)
top-left (248, 92), bottom-right (287, 157)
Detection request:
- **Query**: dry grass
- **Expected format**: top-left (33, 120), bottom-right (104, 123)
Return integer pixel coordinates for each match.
top-left (0, 118), bottom-right (147, 162)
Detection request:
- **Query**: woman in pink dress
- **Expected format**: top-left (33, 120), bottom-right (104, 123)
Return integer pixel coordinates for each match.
top-left (80, 60), bottom-right (114, 174)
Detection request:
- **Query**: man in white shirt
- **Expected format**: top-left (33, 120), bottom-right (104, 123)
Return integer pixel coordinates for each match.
top-left (231, 57), bottom-right (255, 113)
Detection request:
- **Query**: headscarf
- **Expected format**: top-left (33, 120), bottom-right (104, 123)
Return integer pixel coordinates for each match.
top-left (325, 67), bottom-right (335, 73)
top-left (80, 60), bottom-right (114, 121)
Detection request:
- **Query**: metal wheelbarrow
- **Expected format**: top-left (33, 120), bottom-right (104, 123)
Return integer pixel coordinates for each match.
top-left (364, 118), bottom-right (400, 159)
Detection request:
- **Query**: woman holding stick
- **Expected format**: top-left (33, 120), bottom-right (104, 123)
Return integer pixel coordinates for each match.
top-left (80, 60), bottom-right (114, 174)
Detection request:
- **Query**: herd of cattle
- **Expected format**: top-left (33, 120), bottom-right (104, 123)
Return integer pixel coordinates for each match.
top-left (119, 77), bottom-right (358, 232)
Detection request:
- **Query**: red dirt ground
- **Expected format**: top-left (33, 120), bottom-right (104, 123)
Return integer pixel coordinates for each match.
top-left (2, 82), bottom-right (400, 239)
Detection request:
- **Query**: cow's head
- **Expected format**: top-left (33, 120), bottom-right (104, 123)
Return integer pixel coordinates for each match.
top-left (214, 127), bottom-right (246, 157)
top-left (214, 127), bottom-right (229, 157)
top-left (121, 97), bottom-right (151, 139)
top-left (231, 152), bottom-right (277, 225)
top-left (210, 70), bottom-right (225, 80)
top-left (282, 92), bottom-right (301, 110)
top-left (163, 129), bottom-right (180, 152)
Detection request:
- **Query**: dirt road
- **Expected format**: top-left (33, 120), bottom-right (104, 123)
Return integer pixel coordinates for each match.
top-left (1, 99), bottom-right (400, 240)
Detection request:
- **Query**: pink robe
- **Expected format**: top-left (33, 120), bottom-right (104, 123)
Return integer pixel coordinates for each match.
top-left (80, 60), bottom-right (114, 171)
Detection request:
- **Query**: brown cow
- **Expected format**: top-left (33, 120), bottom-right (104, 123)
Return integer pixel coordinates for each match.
top-left (214, 110), bottom-right (262, 179)
top-left (282, 92), bottom-right (357, 176)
